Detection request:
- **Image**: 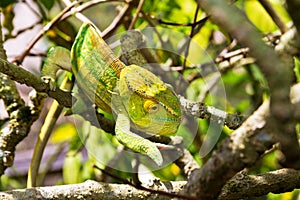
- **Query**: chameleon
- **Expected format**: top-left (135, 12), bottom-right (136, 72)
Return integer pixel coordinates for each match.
top-left (41, 23), bottom-right (182, 166)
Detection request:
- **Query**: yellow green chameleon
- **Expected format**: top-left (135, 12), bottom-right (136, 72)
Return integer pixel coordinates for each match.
top-left (41, 23), bottom-right (182, 166)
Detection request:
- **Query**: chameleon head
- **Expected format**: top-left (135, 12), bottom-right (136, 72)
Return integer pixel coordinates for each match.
top-left (118, 65), bottom-right (182, 135)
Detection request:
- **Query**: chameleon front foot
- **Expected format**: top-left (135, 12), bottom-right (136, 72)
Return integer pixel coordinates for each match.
top-left (115, 113), bottom-right (163, 166)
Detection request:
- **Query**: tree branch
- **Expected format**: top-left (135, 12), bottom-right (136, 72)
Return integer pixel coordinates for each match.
top-left (1, 168), bottom-right (299, 199)
top-left (0, 180), bottom-right (186, 200)
top-left (219, 168), bottom-right (300, 199)
top-left (182, 100), bottom-right (274, 199)
top-left (0, 58), bottom-right (72, 107)
top-left (0, 15), bottom-right (44, 175)
top-left (179, 95), bottom-right (244, 129)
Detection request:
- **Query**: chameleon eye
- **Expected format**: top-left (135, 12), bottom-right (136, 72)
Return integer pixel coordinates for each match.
top-left (143, 99), bottom-right (159, 113)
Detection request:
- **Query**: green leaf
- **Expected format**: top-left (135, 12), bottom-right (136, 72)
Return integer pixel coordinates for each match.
top-left (294, 57), bottom-right (300, 82)
top-left (38, 0), bottom-right (55, 10)
top-left (244, 1), bottom-right (277, 32)
top-left (0, 0), bottom-right (17, 8)
top-left (51, 123), bottom-right (77, 143)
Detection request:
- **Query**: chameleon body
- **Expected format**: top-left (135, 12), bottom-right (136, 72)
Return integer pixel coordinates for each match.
top-left (42, 23), bottom-right (182, 166)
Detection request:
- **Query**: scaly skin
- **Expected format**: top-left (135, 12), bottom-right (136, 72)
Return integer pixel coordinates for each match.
top-left (42, 23), bottom-right (182, 166)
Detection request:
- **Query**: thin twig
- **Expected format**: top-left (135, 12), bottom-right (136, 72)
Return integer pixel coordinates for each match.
top-left (101, 3), bottom-right (130, 37)
top-left (128, 0), bottom-right (145, 30)
top-left (60, 0), bottom-right (128, 35)
top-left (62, 0), bottom-right (95, 24)
top-left (179, 95), bottom-right (244, 129)
top-left (14, 0), bottom-right (128, 64)
top-left (149, 14), bottom-right (209, 27)
top-left (140, 11), bottom-right (165, 45)
top-left (171, 47), bottom-right (252, 82)
top-left (182, 4), bottom-right (200, 71)
top-left (66, 0), bottom-right (126, 18)
top-left (14, 1), bottom-right (80, 64)
top-left (23, 0), bottom-right (43, 18)
top-left (259, 0), bottom-right (288, 33)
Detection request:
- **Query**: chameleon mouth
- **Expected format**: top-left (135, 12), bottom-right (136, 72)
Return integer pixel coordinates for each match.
top-left (150, 116), bottom-right (181, 123)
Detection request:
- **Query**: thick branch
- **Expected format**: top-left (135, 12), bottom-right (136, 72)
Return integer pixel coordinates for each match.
top-left (198, 0), bottom-right (300, 169)
top-left (183, 100), bottom-right (274, 199)
top-left (219, 168), bottom-right (300, 199)
top-left (0, 58), bottom-right (72, 107)
top-left (0, 90), bottom-right (44, 175)
top-left (1, 168), bottom-right (299, 199)
top-left (0, 17), bottom-right (43, 175)
top-left (0, 180), bottom-right (185, 200)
